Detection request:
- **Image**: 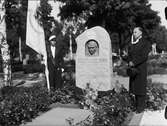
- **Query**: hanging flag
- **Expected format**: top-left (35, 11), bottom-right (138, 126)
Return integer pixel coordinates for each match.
top-left (26, 0), bottom-right (50, 90)
top-left (26, 0), bottom-right (46, 56)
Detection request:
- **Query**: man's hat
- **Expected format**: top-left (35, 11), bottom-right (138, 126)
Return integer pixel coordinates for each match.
top-left (49, 35), bottom-right (56, 41)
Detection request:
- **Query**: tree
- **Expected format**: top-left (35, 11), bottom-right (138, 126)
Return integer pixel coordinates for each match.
top-left (6, 0), bottom-right (28, 59)
top-left (150, 25), bottom-right (167, 52)
top-left (57, 0), bottom-right (161, 50)
top-left (0, 0), bottom-right (12, 87)
top-left (37, 0), bottom-right (88, 59)
top-left (37, 0), bottom-right (69, 62)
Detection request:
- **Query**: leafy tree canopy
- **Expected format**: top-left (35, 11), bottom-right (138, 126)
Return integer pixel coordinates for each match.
top-left (57, 0), bottom-right (161, 47)
top-left (5, 0), bottom-right (164, 58)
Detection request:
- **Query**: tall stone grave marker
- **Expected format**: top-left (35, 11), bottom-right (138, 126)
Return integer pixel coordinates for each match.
top-left (76, 26), bottom-right (113, 91)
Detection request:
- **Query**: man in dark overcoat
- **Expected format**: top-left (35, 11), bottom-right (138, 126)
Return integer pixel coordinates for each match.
top-left (47, 33), bottom-right (64, 90)
top-left (125, 27), bottom-right (150, 113)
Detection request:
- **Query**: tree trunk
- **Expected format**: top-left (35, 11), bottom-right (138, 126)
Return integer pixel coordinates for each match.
top-left (0, 0), bottom-right (12, 88)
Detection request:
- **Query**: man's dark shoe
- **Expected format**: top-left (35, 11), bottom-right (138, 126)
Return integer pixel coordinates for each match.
top-left (135, 108), bottom-right (144, 114)
top-left (165, 106), bottom-right (167, 119)
top-left (135, 110), bottom-right (144, 114)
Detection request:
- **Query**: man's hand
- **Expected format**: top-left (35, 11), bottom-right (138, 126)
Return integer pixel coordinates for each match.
top-left (122, 50), bottom-right (128, 57)
top-left (129, 61), bottom-right (134, 67)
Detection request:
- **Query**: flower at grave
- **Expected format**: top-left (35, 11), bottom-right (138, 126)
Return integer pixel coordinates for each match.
top-left (66, 117), bottom-right (74, 126)
top-left (83, 83), bottom-right (98, 110)
top-left (149, 94), bottom-right (154, 101)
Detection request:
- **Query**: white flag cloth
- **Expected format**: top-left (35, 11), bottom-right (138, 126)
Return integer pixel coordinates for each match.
top-left (26, 0), bottom-right (46, 56)
top-left (26, 0), bottom-right (50, 90)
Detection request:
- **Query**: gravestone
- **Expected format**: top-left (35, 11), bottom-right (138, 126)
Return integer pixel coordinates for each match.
top-left (76, 26), bottom-right (113, 91)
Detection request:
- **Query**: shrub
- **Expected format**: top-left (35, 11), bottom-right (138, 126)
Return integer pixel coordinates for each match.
top-left (91, 88), bottom-right (132, 126)
top-left (0, 79), bottom-right (166, 126)
top-left (75, 80), bottom-right (167, 126)
top-left (0, 83), bottom-right (84, 126)
top-left (49, 84), bottom-right (83, 105)
top-left (148, 54), bottom-right (160, 60)
top-left (147, 55), bottom-right (167, 75)
top-left (147, 66), bottom-right (167, 75)
top-left (146, 79), bottom-right (167, 110)
top-left (0, 85), bottom-right (50, 126)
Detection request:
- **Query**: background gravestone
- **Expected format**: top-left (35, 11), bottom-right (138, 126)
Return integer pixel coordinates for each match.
top-left (76, 26), bottom-right (113, 91)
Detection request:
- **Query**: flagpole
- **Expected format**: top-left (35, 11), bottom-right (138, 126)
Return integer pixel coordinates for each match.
top-left (19, 37), bottom-right (22, 61)
top-left (44, 55), bottom-right (50, 91)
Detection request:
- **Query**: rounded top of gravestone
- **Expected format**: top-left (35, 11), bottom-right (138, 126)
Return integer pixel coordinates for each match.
top-left (85, 30), bottom-right (96, 40)
top-left (76, 26), bottom-right (110, 44)
top-left (76, 26), bottom-right (111, 58)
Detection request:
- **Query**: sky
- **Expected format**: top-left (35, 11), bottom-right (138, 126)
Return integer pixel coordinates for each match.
top-left (149, 0), bottom-right (167, 28)
top-left (49, 1), bottom-right (62, 22)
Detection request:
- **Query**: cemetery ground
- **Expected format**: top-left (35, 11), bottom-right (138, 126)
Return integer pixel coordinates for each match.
top-left (0, 54), bottom-right (167, 126)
